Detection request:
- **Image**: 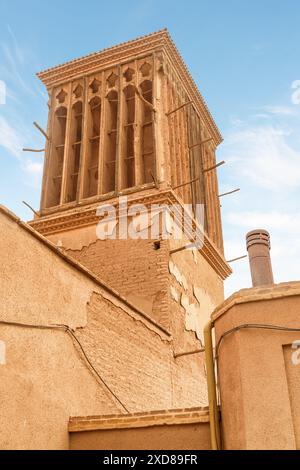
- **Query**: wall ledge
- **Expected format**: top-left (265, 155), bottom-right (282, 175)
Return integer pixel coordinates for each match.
top-left (212, 281), bottom-right (300, 322)
top-left (69, 407), bottom-right (210, 432)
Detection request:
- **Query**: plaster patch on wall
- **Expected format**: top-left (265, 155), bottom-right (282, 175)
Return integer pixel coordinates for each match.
top-left (49, 225), bottom-right (99, 251)
top-left (192, 248), bottom-right (198, 264)
top-left (180, 294), bottom-right (190, 311)
top-left (0, 341), bottom-right (6, 365)
top-left (168, 261), bottom-right (188, 292)
top-left (181, 290), bottom-right (216, 346)
top-left (193, 286), bottom-right (203, 304)
top-left (193, 286), bottom-right (216, 316)
top-left (181, 294), bottom-right (203, 344)
top-left (170, 286), bottom-right (179, 302)
top-left (168, 261), bottom-right (176, 273)
top-left (181, 275), bottom-right (188, 291)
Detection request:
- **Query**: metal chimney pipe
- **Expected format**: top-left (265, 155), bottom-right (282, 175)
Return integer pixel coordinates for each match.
top-left (246, 229), bottom-right (274, 287)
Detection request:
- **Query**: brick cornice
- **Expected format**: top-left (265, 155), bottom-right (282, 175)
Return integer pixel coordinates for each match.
top-left (29, 189), bottom-right (232, 280)
top-left (69, 407), bottom-right (210, 432)
top-left (212, 281), bottom-right (300, 322)
top-left (37, 29), bottom-right (222, 146)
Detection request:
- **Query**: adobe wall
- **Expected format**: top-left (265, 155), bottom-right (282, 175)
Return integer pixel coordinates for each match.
top-left (0, 207), bottom-right (210, 449)
top-left (213, 283), bottom-right (300, 450)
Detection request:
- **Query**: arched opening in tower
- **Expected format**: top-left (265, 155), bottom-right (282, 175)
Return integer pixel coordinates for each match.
top-left (103, 90), bottom-right (118, 194)
top-left (84, 96), bottom-right (101, 198)
top-left (140, 80), bottom-right (155, 184)
top-left (122, 84), bottom-right (136, 189)
top-left (66, 100), bottom-right (83, 202)
top-left (46, 105), bottom-right (67, 207)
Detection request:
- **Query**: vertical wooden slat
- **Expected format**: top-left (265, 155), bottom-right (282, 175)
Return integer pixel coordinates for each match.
top-left (162, 60), bottom-right (172, 185)
top-left (98, 72), bottom-right (108, 195)
top-left (78, 77), bottom-right (89, 201)
top-left (154, 52), bottom-right (169, 185)
top-left (173, 83), bottom-right (184, 201)
top-left (72, 81), bottom-right (85, 203)
top-left (178, 90), bottom-right (186, 202)
top-left (185, 104), bottom-right (193, 206)
top-left (206, 143), bottom-right (224, 252)
top-left (200, 117), bottom-right (210, 235)
top-left (201, 122), bottom-right (218, 243)
top-left (195, 109), bottom-right (205, 208)
top-left (98, 71), bottom-right (106, 195)
top-left (40, 87), bottom-right (55, 212)
top-left (187, 104), bottom-right (196, 212)
top-left (167, 78), bottom-right (176, 189)
top-left (151, 51), bottom-right (159, 185)
top-left (60, 82), bottom-right (72, 205)
top-left (115, 65), bottom-right (123, 194)
top-left (134, 59), bottom-right (142, 186)
top-left (208, 147), bottom-right (217, 244)
top-left (170, 83), bottom-right (177, 189)
top-left (178, 89), bottom-right (191, 204)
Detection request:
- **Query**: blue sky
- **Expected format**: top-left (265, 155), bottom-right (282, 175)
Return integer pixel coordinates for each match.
top-left (0, 0), bottom-right (300, 296)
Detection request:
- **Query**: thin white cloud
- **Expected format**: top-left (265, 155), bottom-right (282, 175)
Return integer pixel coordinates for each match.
top-left (21, 158), bottom-right (43, 190)
top-left (259, 105), bottom-right (297, 116)
top-left (1, 43), bottom-right (35, 97)
top-left (222, 125), bottom-right (300, 190)
top-left (7, 24), bottom-right (25, 65)
top-left (0, 25), bottom-right (36, 97)
top-left (0, 114), bottom-right (43, 191)
top-left (0, 80), bottom-right (6, 104)
top-left (22, 159), bottom-right (43, 175)
top-left (0, 115), bottom-right (24, 157)
top-left (227, 211), bottom-right (300, 235)
top-left (291, 80), bottom-right (300, 105)
top-left (252, 113), bottom-right (270, 119)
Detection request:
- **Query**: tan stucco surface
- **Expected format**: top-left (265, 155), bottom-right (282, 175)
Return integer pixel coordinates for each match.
top-left (214, 284), bottom-right (300, 450)
top-left (70, 423), bottom-right (211, 450)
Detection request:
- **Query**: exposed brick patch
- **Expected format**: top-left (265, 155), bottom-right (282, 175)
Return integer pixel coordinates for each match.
top-left (69, 407), bottom-right (210, 432)
top-left (67, 238), bottom-right (170, 329)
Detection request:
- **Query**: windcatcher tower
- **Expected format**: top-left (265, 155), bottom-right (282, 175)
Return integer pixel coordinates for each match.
top-left (31, 30), bottom-right (231, 342)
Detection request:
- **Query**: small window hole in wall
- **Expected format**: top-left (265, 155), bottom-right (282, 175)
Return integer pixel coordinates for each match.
top-left (154, 241), bottom-right (161, 250)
